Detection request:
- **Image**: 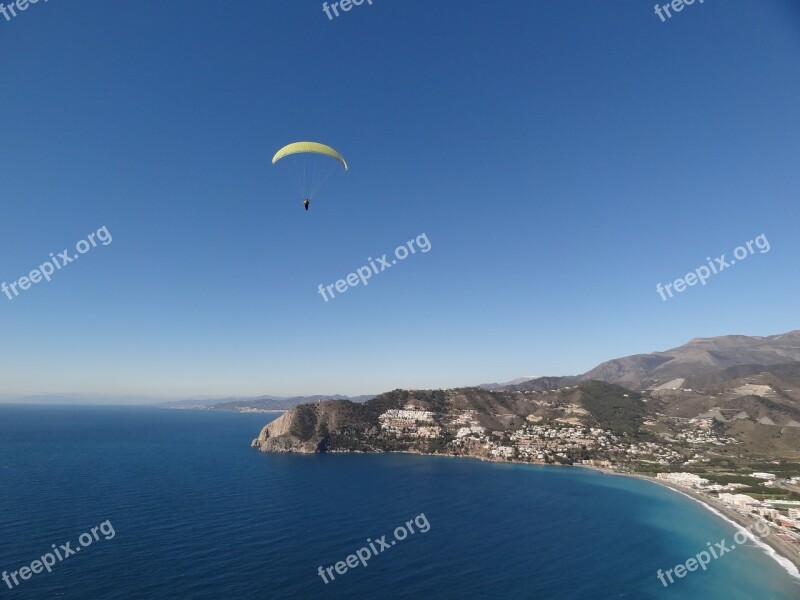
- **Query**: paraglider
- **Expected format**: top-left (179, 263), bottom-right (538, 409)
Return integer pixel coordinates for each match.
top-left (272, 141), bottom-right (347, 210)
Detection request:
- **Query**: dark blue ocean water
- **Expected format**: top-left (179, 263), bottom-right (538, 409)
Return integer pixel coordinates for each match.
top-left (0, 405), bottom-right (798, 599)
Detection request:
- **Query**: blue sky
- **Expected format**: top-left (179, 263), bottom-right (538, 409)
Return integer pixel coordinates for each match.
top-left (1, 0), bottom-right (799, 400)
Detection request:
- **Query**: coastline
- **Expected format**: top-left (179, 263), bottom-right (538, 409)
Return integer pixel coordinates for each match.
top-left (265, 443), bottom-right (800, 581)
top-left (583, 466), bottom-right (800, 582)
top-left (362, 450), bottom-right (800, 580)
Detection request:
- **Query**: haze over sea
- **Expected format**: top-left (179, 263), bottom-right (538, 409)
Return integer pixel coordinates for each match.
top-left (1, 405), bottom-right (798, 599)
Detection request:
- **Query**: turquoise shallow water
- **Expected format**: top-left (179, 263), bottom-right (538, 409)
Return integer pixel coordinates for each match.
top-left (0, 404), bottom-right (798, 599)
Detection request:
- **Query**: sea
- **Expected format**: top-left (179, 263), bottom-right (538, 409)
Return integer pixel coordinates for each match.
top-left (0, 404), bottom-right (798, 599)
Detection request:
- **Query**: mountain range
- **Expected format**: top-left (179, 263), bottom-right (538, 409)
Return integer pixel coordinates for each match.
top-left (488, 330), bottom-right (800, 393)
top-left (252, 330), bottom-right (800, 471)
top-left (578, 330), bottom-right (800, 386)
top-left (176, 330), bottom-right (800, 419)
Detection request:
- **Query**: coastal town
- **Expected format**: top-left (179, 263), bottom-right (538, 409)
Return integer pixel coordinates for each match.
top-left (377, 398), bottom-right (716, 469)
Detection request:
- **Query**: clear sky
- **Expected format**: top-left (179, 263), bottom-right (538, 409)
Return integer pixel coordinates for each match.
top-left (1, 0), bottom-right (799, 400)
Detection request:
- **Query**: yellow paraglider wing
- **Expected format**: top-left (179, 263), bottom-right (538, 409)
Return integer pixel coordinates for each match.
top-left (272, 142), bottom-right (348, 171)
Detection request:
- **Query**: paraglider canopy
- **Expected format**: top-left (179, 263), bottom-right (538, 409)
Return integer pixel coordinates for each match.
top-left (271, 141), bottom-right (348, 202)
top-left (272, 142), bottom-right (348, 171)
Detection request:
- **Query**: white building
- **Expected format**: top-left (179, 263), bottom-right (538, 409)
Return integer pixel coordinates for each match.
top-left (718, 493), bottom-right (758, 510)
top-left (656, 473), bottom-right (709, 487)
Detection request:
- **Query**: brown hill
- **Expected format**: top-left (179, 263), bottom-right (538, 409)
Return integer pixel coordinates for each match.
top-left (579, 331), bottom-right (800, 386)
